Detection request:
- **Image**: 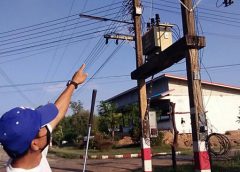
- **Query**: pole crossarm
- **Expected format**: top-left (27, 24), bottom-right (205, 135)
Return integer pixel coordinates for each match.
top-left (131, 35), bottom-right (205, 80)
top-left (79, 14), bottom-right (133, 24)
top-left (104, 34), bottom-right (135, 41)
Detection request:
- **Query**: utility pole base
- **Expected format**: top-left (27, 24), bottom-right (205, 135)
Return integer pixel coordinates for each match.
top-left (193, 141), bottom-right (211, 172)
top-left (141, 137), bottom-right (152, 172)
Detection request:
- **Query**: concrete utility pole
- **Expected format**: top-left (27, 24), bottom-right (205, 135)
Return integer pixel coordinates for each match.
top-left (180, 0), bottom-right (211, 171)
top-left (132, 0), bottom-right (152, 171)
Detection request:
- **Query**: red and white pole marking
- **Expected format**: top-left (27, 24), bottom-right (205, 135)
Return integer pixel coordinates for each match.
top-left (141, 137), bottom-right (152, 172)
top-left (193, 141), bottom-right (211, 172)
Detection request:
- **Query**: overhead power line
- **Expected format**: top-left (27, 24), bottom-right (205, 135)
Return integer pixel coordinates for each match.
top-left (80, 3), bottom-right (132, 73)
top-left (74, 41), bottom-right (126, 97)
top-left (79, 14), bottom-right (133, 24)
top-left (0, 22), bottom-right (129, 52)
top-left (0, 35), bottom-right (101, 58)
top-left (0, 67), bottom-right (35, 106)
top-left (0, 1), bottom-right (123, 36)
top-left (0, 25), bottom-right (129, 56)
top-left (143, 5), bottom-right (240, 28)
top-left (143, 0), bottom-right (240, 16)
top-left (0, 11), bottom-right (125, 45)
top-left (142, 1), bottom-right (240, 24)
top-left (0, 62), bottom-right (239, 88)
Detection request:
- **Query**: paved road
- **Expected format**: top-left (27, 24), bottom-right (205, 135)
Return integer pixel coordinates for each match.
top-left (49, 157), bottom-right (191, 172)
top-left (0, 148), bottom-right (191, 172)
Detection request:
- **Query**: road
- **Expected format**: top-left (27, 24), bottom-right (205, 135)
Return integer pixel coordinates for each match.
top-left (0, 148), bottom-right (192, 172)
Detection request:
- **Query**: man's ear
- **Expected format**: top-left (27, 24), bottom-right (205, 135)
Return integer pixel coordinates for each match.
top-left (31, 139), bottom-right (40, 151)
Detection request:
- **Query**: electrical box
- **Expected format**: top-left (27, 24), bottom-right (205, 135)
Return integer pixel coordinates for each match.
top-left (142, 23), bottom-right (173, 55)
top-left (149, 111), bottom-right (158, 138)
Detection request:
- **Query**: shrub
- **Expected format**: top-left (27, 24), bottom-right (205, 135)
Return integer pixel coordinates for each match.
top-left (129, 127), bottom-right (141, 143)
top-left (94, 132), bottom-right (113, 151)
top-left (151, 131), bottom-right (164, 147)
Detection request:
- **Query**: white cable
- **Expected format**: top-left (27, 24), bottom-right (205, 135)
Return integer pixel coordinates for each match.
top-left (179, 0), bottom-right (204, 12)
top-left (178, 0), bottom-right (191, 11)
top-left (192, 0), bottom-right (204, 11)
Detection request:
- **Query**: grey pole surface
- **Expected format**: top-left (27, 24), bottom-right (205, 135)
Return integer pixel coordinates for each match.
top-left (83, 89), bottom-right (97, 172)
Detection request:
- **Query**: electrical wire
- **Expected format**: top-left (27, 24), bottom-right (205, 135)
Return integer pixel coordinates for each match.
top-left (144, 5), bottom-right (240, 30)
top-left (0, 1), bottom-right (123, 37)
top-left (0, 22), bottom-right (129, 55)
top-left (142, 1), bottom-right (240, 26)
top-left (0, 62), bottom-right (239, 88)
top-left (216, 0), bottom-right (224, 8)
top-left (81, 4), bottom-right (131, 73)
top-left (144, 0), bottom-right (240, 16)
top-left (0, 67), bottom-right (35, 106)
top-left (73, 41), bottom-right (126, 97)
top-left (0, 10), bottom-right (124, 46)
top-left (1, 62), bottom-right (239, 87)
top-left (0, 25), bottom-right (129, 56)
top-left (0, 35), bottom-right (101, 59)
top-left (44, 1), bottom-right (131, 103)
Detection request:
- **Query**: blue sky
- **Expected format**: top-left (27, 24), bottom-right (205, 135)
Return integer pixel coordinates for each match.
top-left (0, 0), bottom-right (239, 115)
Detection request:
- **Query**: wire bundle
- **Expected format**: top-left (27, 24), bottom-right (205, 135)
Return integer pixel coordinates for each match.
top-left (206, 133), bottom-right (231, 157)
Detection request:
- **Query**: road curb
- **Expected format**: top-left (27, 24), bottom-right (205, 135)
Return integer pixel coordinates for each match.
top-left (79, 151), bottom-right (182, 159)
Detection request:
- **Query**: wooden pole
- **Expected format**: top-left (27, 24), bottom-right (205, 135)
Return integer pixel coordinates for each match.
top-left (133, 0), bottom-right (152, 171)
top-left (180, 0), bottom-right (211, 171)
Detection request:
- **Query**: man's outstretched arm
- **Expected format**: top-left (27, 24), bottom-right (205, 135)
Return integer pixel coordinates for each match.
top-left (49, 64), bottom-right (88, 129)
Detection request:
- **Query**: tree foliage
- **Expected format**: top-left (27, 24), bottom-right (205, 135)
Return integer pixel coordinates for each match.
top-left (124, 103), bottom-right (141, 141)
top-left (98, 101), bottom-right (121, 140)
top-left (52, 100), bottom-right (90, 146)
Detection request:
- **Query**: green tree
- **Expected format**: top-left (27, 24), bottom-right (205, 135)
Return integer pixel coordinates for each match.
top-left (98, 101), bottom-right (121, 140)
top-left (125, 103), bottom-right (141, 141)
top-left (52, 123), bottom-right (64, 146)
top-left (52, 100), bottom-right (90, 147)
top-left (70, 100), bottom-right (84, 114)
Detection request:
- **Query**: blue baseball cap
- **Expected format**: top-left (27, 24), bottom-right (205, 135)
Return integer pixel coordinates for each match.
top-left (0, 103), bottom-right (58, 157)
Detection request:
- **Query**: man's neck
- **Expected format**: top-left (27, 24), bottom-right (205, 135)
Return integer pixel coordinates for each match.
top-left (11, 152), bottom-right (42, 169)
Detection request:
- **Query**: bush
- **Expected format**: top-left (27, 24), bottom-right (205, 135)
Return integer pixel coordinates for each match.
top-left (129, 127), bottom-right (141, 143)
top-left (94, 132), bottom-right (113, 151)
top-left (97, 140), bottom-right (113, 151)
top-left (151, 131), bottom-right (164, 147)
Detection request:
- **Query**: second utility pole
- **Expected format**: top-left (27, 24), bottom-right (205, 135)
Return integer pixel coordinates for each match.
top-left (132, 0), bottom-right (152, 171)
top-left (180, 0), bottom-right (211, 171)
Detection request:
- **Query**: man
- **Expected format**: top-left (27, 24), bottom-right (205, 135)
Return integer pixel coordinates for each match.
top-left (0, 64), bottom-right (88, 172)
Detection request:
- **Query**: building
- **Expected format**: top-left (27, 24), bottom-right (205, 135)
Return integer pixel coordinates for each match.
top-left (106, 74), bottom-right (240, 134)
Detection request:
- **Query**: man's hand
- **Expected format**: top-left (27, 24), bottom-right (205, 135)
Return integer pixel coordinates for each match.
top-left (72, 64), bottom-right (88, 85)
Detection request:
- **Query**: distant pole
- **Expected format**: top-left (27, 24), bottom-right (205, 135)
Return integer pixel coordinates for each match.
top-left (83, 89), bottom-right (97, 172)
top-left (180, 0), bottom-right (211, 171)
top-left (132, 0), bottom-right (152, 171)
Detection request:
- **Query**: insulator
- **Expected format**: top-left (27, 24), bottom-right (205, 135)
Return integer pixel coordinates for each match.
top-left (151, 18), bottom-right (155, 27)
top-left (155, 14), bottom-right (160, 26)
top-left (147, 23), bottom-right (151, 31)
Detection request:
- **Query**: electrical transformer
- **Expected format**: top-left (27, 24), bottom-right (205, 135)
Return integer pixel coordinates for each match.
top-left (142, 23), bottom-right (174, 56)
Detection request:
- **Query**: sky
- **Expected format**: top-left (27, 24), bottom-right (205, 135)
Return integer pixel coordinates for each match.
top-left (0, 0), bottom-right (239, 115)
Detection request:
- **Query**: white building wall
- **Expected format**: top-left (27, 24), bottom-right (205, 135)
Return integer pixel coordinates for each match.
top-left (202, 89), bottom-right (240, 133)
top-left (168, 83), bottom-right (240, 134)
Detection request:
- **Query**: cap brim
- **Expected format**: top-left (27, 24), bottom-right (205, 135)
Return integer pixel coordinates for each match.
top-left (36, 103), bottom-right (58, 126)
